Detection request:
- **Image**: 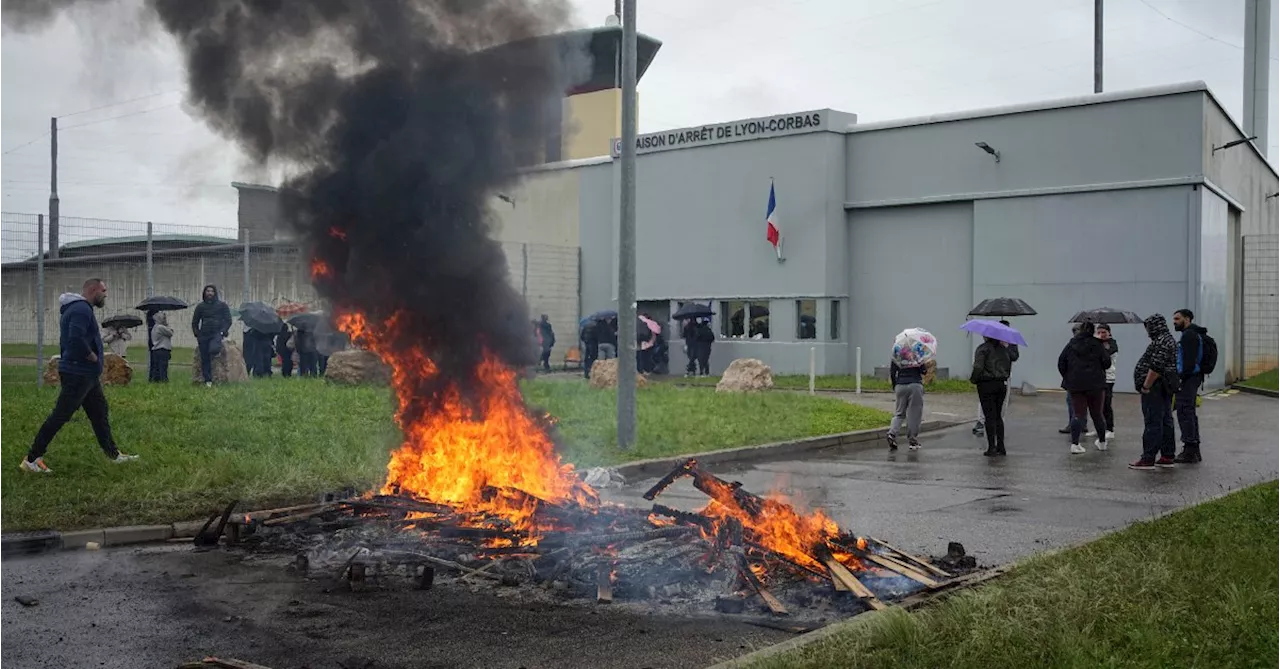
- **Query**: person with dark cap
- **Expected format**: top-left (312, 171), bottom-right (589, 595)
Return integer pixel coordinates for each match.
top-left (1057, 321), bottom-right (1112, 454)
top-left (191, 284), bottom-right (231, 387)
top-left (1130, 313), bottom-right (1180, 470)
top-left (21, 278), bottom-right (139, 473)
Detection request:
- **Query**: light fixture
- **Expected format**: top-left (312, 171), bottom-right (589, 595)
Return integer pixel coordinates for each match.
top-left (974, 142), bottom-right (1000, 163)
top-left (1212, 136), bottom-right (1256, 153)
top-left (1266, 192), bottom-right (1278, 200)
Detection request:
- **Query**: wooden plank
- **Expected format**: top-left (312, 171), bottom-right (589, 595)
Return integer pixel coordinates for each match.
top-left (866, 536), bottom-right (951, 578)
top-left (823, 558), bottom-right (886, 610)
top-left (178, 658), bottom-right (275, 669)
top-left (261, 505), bottom-right (336, 527)
top-left (596, 564), bottom-right (613, 604)
top-left (735, 554), bottom-right (788, 617)
top-left (859, 552), bottom-right (940, 588)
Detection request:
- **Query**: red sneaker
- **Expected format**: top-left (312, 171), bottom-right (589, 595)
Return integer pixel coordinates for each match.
top-left (1128, 459), bottom-right (1156, 470)
top-left (1155, 456), bottom-right (1176, 468)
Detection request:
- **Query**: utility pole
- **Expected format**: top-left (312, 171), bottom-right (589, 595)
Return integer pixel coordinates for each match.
top-left (1093, 0), bottom-right (1104, 94)
top-left (48, 117), bottom-right (59, 259)
top-left (616, 0), bottom-right (638, 450)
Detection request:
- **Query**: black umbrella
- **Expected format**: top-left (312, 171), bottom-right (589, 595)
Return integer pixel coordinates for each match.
top-left (731, 305), bottom-right (770, 320)
top-left (969, 297), bottom-right (1037, 317)
top-left (1067, 308), bottom-right (1143, 324)
top-left (288, 312), bottom-right (326, 332)
top-left (673, 302), bottom-right (714, 320)
top-left (102, 314), bottom-right (144, 329)
top-left (135, 295), bottom-right (189, 312)
top-left (239, 301), bottom-right (284, 334)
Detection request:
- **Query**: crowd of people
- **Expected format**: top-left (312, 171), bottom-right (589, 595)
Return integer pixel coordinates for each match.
top-left (884, 308), bottom-right (1216, 471)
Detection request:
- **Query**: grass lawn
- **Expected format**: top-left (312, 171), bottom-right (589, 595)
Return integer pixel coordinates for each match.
top-left (1238, 368), bottom-right (1278, 392)
top-left (1, 366), bottom-right (889, 531)
top-left (756, 480), bottom-right (1279, 669)
top-left (2, 342), bottom-right (196, 364)
top-left (678, 374), bottom-right (973, 394)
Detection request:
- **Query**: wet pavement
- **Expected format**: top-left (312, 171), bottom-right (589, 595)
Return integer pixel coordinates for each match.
top-left (603, 391), bottom-right (1279, 566)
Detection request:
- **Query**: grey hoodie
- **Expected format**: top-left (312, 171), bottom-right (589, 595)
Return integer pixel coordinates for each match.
top-left (151, 311), bottom-right (174, 351)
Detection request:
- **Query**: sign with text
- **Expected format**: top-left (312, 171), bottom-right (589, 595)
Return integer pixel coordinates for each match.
top-left (611, 110), bottom-right (845, 157)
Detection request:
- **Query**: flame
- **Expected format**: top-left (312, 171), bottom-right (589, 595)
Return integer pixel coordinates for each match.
top-left (335, 311), bottom-right (596, 544)
top-left (696, 481), bottom-right (840, 572)
top-left (311, 258), bottom-right (333, 279)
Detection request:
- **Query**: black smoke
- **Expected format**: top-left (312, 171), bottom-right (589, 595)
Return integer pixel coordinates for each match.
top-left (6, 0), bottom-right (579, 409)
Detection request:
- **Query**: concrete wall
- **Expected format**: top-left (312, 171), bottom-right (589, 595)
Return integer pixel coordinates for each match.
top-left (578, 162), bottom-right (615, 317)
top-left (848, 202), bottom-right (974, 378)
top-left (1243, 233), bottom-right (1279, 376)
top-left (502, 241), bottom-right (580, 367)
top-left (971, 187), bottom-right (1193, 391)
top-left (845, 90), bottom-right (1204, 207)
top-left (491, 167), bottom-right (583, 248)
top-left (236, 187), bottom-right (286, 242)
top-left (563, 89), bottom-right (620, 161)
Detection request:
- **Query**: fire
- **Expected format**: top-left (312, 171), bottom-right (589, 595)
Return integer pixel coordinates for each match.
top-left (311, 258), bottom-right (333, 278)
top-left (699, 492), bottom-right (840, 572)
top-left (335, 311), bottom-right (596, 543)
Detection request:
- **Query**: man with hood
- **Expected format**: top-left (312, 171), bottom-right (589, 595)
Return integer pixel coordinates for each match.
top-left (21, 278), bottom-right (139, 473)
top-left (149, 311), bottom-right (174, 382)
top-left (1172, 308), bottom-right (1208, 463)
top-left (1130, 313), bottom-right (1179, 470)
top-left (191, 284), bottom-right (231, 386)
top-left (537, 315), bottom-right (556, 373)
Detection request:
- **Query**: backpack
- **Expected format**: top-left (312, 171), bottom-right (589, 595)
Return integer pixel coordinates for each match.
top-left (1198, 332), bottom-right (1218, 375)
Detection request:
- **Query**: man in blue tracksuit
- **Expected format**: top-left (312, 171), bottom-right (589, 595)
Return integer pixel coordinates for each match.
top-left (22, 278), bottom-right (140, 473)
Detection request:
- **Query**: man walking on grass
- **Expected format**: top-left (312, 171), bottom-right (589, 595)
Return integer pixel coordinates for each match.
top-left (21, 278), bottom-right (139, 473)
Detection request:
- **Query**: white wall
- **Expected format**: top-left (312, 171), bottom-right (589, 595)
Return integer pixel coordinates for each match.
top-left (848, 202), bottom-right (974, 377)
top-left (1195, 189), bottom-right (1231, 389)
top-left (971, 187), bottom-right (1193, 391)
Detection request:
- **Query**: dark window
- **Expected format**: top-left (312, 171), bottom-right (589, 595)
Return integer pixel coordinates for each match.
top-left (796, 300), bottom-right (817, 340)
top-left (830, 300), bottom-right (841, 340)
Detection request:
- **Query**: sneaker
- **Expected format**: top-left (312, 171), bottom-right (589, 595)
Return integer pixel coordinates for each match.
top-left (886, 435), bottom-right (898, 451)
top-left (1128, 459), bottom-right (1156, 470)
top-left (205, 382), bottom-right (213, 388)
top-left (111, 453), bottom-right (140, 464)
top-left (1105, 431), bottom-right (1115, 442)
top-left (908, 440), bottom-right (921, 451)
top-left (1155, 456), bottom-right (1176, 468)
top-left (1058, 426), bottom-right (1072, 434)
top-left (1173, 448), bottom-right (1201, 464)
top-left (1070, 443), bottom-right (1086, 455)
top-left (19, 457), bottom-right (52, 473)
top-left (1084, 429), bottom-right (1096, 438)
top-left (1094, 439), bottom-right (1108, 452)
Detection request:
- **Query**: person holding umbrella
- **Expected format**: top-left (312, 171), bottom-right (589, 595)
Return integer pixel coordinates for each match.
top-left (887, 328), bottom-right (937, 452)
top-left (972, 319), bottom-right (1019, 437)
top-left (969, 335), bottom-right (1013, 456)
top-left (1096, 324), bottom-right (1119, 442)
top-left (1057, 321), bottom-right (1112, 454)
top-left (149, 311), bottom-right (174, 382)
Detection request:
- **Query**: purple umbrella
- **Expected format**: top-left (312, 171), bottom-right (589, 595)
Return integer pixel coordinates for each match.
top-left (960, 319), bottom-right (1027, 347)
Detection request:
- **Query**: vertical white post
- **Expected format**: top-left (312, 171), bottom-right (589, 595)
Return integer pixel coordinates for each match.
top-left (809, 346), bottom-right (816, 395)
top-left (855, 346), bottom-right (862, 394)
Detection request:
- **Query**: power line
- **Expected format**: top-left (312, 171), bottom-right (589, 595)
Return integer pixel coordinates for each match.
top-left (1134, 0), bottom-right (1279, 60)
top-left (1, 133), bottom-right (50, 156)
top-left (56, 90), bottom-right (181, 119)
top-left (59, 102), bottom-right (182, 131)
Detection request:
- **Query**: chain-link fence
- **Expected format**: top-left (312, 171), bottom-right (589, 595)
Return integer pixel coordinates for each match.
top-left (1242, 233), bottom-right (1278, 377)
top-left (2, 211), bottom-right (582, 384)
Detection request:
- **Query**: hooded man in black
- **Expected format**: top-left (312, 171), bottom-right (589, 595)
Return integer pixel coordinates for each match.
top-left (1057, 321), bottom-right (1112, 454)
top-left (191, 284), bottom-right (231, 386)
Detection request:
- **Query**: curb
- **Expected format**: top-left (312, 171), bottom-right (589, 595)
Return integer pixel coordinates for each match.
top-left (611, 419), bottom-right (964, 481)
top-left (1232, 383), bottom-right (1279, 398)
top-left (2, 422), bottom-right (965, 559)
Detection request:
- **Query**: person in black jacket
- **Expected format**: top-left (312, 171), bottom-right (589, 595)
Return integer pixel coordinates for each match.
top-left (681, 318), bottom-right (699, 377)
top-left (537, 315), bottom-right (556, 372)
top-left (23, 279), bottom-right (139, 473)
top-left (970, 336), bottom-right (1013, 457)
top-left (296, 328), bottom-right (319, 377)
top-left (580, 319), bottom-right (600, 379)
top-left (191, 284), bottom-right (231, 386)
top-left (275, 323), bottom-right (294, 377)
top-left (1057, 321), bottom-right (1112, 454)
top-left (1172, 309), bottom-right (1207, 463)
top-left (974, 320), bottom-right (1019, 437)
top-left (694, 318), bottom-right (715, 376)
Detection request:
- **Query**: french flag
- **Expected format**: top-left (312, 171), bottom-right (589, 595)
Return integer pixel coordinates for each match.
top-left (765, 181), bottom-right (781, 258)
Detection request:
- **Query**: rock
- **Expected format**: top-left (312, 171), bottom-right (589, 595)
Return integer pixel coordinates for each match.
top-left (323, 350), bottom-right (391, 385)
top-left (1020, 381), bottom-right (1039, 396)
top-left (588, 358), bottom-right (648, 389)
top-left (946, 541), bottom-right (966, 559)
top-left (41, 354), bottom-right (132, 386)
top-left (14, 595), bottom-right (39, 607)
top-left (715, 358), bottom-right (774, 392)
top-left (100, 353), bottom-right (132, 385)
top-left (190, 338), bottom-right (250, 384)
top-left (582, 467), bottom-right (626, 489)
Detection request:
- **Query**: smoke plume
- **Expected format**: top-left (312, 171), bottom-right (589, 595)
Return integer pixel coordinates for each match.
top-left (6, 0), bottom-right (578, 409)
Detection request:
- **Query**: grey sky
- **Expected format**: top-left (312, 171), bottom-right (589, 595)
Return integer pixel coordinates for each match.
top-left (2, 0), bottom-right (1276, 237)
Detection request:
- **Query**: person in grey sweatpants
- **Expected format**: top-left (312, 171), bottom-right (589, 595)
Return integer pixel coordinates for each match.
top-left (886, 360), bottom-right (926, 451)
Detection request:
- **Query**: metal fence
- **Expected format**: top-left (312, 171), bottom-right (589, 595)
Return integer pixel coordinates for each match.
top-left (1, 211), bottom-right (582, 384)
top-left (1242, 233), bottom-right (1278, 377)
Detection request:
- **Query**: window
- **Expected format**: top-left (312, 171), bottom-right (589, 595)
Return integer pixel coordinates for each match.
top-left (830, 300), bottom-right (841, 340)
top-left (796, 299), bottom-right (817, 340)
top-left (721, 300), bottom-right (770, 339)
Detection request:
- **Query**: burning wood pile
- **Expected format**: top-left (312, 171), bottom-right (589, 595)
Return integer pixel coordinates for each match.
top-left (220, 457), bottom-right (951, 621)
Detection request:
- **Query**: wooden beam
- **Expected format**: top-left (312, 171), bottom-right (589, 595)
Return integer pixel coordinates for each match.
top-left (859, 552), bottom-right (940, 588)
top-left (823, 558), bottom-right (885, 610)
top-left (736, 554), bottom-right (788, 617)
top-left (596, 564), bottom-right (614, 604)
top-left (866, 536), bottom-right (951, 578)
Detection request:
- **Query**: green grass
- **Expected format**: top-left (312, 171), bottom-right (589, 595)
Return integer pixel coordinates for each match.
top-left (2, 342), bottom-right (196, 364)
top-left (1, 367), bottom-right (889, 530)
top-left (677, 374), bottom-right (973, 394)
top-left (756, 481), bottom-right (1279, 669)
top-left (1239, 368), bottom-right (1278, 392)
